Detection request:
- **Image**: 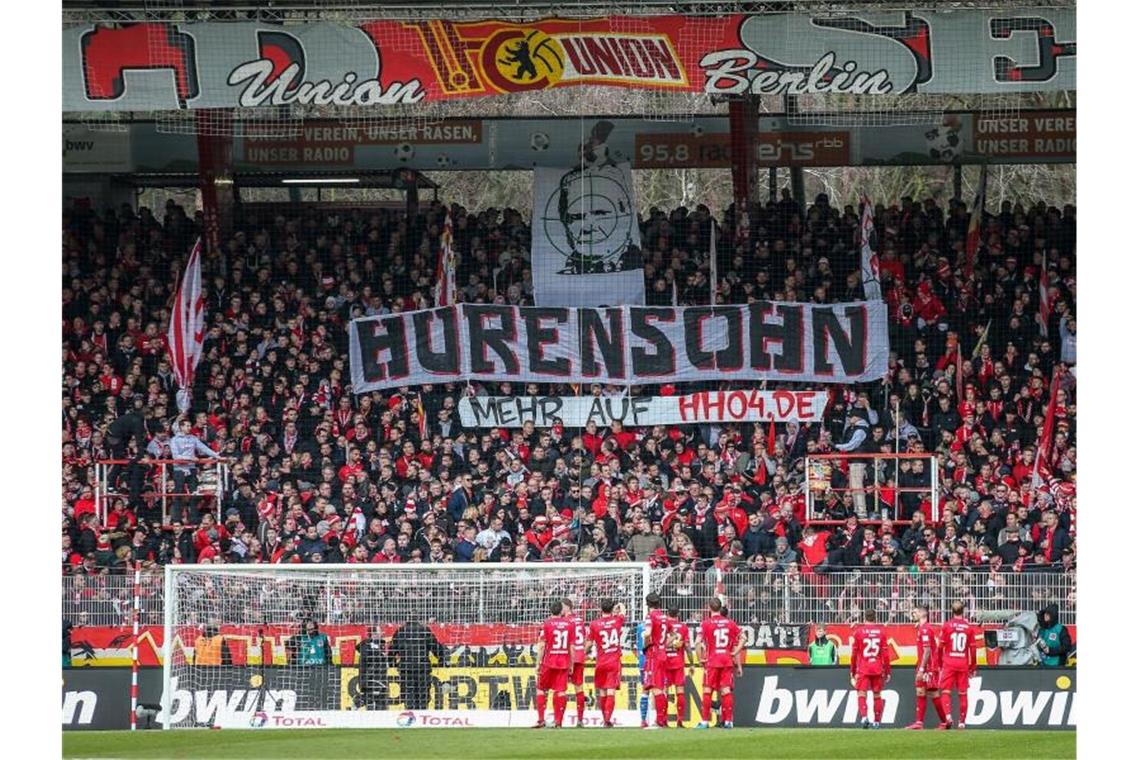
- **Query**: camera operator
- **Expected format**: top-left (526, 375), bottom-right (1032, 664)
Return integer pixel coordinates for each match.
top-left (1035, 604), bottom-right (1072, 667)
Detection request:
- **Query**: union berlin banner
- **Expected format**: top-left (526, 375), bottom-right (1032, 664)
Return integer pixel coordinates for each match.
top-left (63, 10), bottom-right (1075, 113)
top-left (459, 390), bottom-right (827, 428)
top-left (532, 152), bottom-right (645, 306)
top-left (348, 302), bottom-right (889, 392)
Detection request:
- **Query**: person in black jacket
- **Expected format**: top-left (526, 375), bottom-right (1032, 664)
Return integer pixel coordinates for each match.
top-left (389, 621), bottom-right (448, 710)
top-left (354, 627), bottom-right (392, 709)
top-left (105, 400), bottom-right (149, 509)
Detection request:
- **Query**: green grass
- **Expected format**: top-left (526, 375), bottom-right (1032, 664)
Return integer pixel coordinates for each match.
top-left (63, 728), bottom-right (1075, 760)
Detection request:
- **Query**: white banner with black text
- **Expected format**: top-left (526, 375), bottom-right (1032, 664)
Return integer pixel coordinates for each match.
top-left (458, 390), bottom-right (827, 428)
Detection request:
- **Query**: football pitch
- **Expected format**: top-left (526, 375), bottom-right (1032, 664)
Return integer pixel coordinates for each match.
top-left (63, 728), bottom-right (1075, 759)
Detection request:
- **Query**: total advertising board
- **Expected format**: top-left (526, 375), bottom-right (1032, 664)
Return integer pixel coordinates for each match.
top-left (64, 666), bottom-right (1075, 730)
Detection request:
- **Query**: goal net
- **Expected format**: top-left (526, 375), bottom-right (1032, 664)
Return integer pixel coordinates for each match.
top-left (161, 563), bottom-right (672, 728)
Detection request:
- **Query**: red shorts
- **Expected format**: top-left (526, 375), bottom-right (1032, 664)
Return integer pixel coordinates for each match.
top-left (538, 666), bottom-right (568, 693)
top-left (854, 674), bottom-right (884, 693)
top-left (569, 661), bottom-right (585, 687)
top-left (645, 657), bottom-right (667, 690)
top-left (594, 662), bottom-right (621, 691)
top-left (939, 667), bottom-right (971, 692)
top-left (663, 666), bottom-right (686, 688)
top-left (915, 669), bottom-right (938, 690)
top-left (703, 666), bottom-right (734, 692)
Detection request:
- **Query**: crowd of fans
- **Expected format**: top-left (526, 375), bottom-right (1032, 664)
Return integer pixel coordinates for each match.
top-left (61, 191), bottom-right (1077, 599)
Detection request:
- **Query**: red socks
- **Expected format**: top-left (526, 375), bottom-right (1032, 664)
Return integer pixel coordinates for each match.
top-left (600, 694), bottom-right (614, 723)
top-left (701, 692), bottom-right (712, 722)
top-left (721, 693), bottom-right (734, 724)
top-left (933, 695), bottom-right (948, 723)
top-left (959, 694), bottom-right (968, 725)
top-left (654, 693), bottom-right (668, 726)
top-left (674, 693), bottom-right (685, 724)
top-left (874, 696), bottom-right (884, 723)
top-left (537, 693), bottom-right (547, 724)
top-left (916, 694), bottom-right (928, 723)
top-left (940, 693), bottom-right (953, 723)
top-left (859, 694), bottom-right (868, 719)
top-left (553, 693), bottom-right (567, 726)
top-left (577, 692), bottom-right (586, 722)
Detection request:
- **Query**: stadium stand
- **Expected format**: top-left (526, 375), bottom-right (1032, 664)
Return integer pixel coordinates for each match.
top-left (61, 193), bottom-right (1075, 590)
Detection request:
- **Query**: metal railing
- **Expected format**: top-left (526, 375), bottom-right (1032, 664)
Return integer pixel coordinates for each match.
top-left (805, 452), bottom-right (940, 523)
top-left (62, 565), bottom-right (1075, 630)
top-left (94, 458), bottom-right (232, 526)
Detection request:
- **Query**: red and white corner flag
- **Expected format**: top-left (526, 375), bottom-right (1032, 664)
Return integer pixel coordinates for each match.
top-left (1038, 251), bottom-right (1051, 337)
top-left (167, 238), bottom-right (206, 412)
top-left (964, 164), bottom-right (988, 280)
top-left (859, 195), bottom-right (881, 301)
top-left (433, 209), bottom-right (458, 307)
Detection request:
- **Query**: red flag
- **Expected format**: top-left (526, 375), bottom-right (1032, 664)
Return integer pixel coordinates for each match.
top-left (1032, 369), bottom-right (1062, 487)
top-left (415, 394), bottom-right (427, 440)
top-left (766, 420), bottom-right (777, 456)
top-left (955, 339), bottom-right (964, 402)
top-left (1038, 254), bottom-right (1051, 337)
top-left (432, 209), bottom-right (457, 307)
top-left (964, 165), bottom-right (987, 280)
top-left (167, 238), bottom-right (206, 412)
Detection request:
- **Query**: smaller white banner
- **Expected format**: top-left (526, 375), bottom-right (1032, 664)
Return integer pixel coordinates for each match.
top-left (220, 709), bottom-right (642, 729)
top-left (63, 125), bottom-right (131, 172)
top-left (458, 390), bottom-right (827, 428)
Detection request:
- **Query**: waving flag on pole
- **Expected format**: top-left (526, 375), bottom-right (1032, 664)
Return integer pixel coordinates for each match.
top-left (859, 195), bottom-right (881, 301)
top-left (1038, 250), bottom-right (1051, 337)
top-left (433, 209), bottom-right (458, 307)
top-left (964, 164), bottom-right (988, 280)
top-left (1032, 368), bottom-right (1062, 489)
top-left (709, 218), bottom-right (718, 305)
top-left (167, 238), bottom-right (206, 413)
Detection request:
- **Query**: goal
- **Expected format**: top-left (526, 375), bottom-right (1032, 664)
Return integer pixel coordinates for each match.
top-left (160, 562), bottom-right (670, 729)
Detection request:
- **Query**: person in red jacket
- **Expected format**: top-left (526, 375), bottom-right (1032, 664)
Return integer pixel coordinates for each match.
top-left (850, 608), bottom-right (892, 729)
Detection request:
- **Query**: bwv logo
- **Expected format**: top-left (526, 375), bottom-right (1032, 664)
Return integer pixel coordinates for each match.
top-left (754, 676), bottom-right (900, 725)
top-left (64, 140), bottom-right (95, 152)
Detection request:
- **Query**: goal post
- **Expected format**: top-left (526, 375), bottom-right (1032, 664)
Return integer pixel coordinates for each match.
top-left (160, 562), bottom-right (667, 729)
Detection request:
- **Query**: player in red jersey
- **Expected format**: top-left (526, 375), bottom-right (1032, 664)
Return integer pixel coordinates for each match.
top-left (696, 598), bottom-right (742, 729)
top-left (850, 608), bottom-right (892, 729)
top-left (587, 598), bottom-right (626, 728)
top-left (562, 598), bottom-right (590, 726)
top-left (662, 606), bottom-right (692, 727)
top-left (938, 600), bottom-right (978, 729)
top-left (906, 604), bottom-right (949, 729)
top-left (534, 599), bottom-right (577, 728)
top-left (644, 592), bottom-right (670, 728)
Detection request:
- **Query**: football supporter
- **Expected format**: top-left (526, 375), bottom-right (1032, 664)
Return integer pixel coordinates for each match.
top-left (850, 608), bottom-right (892, 729)
top-left (906, 604), bottom-right (949, 729)
top-left (534, 599), bottom-right (576, 728)
top-left (938, 600), bottom-right (978, 729)
top-left (662, 605), bottom-right (692, 727)
top-left (696, 597), bottom-right (742, 729)
top-left (587, 598), bottom-right (626, 728)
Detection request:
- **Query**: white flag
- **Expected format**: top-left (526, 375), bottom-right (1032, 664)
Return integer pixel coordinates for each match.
top-left (860, 195), bottom-right (882, 301)
top-left (167, 238), bottom-right (206, 412)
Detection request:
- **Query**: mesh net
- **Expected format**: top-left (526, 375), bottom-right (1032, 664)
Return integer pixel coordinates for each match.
top-left (163, 564), bottom-right (673, 728)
